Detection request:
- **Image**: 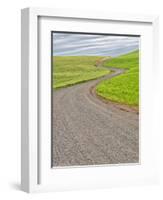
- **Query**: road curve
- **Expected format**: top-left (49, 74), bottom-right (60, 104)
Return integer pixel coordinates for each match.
top-left (52, 67), bottom-right (139, 167)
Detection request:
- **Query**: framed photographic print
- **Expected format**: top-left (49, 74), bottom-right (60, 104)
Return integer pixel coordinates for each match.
top-left (21, 8), bottom-right (159, 193)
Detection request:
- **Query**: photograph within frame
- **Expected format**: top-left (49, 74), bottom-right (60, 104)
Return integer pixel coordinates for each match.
top-left (51, 31), bottom-right (140, 167)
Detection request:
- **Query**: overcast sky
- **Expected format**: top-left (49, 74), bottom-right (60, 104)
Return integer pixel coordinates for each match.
top-left (52, 32), bottom-right (139, 57)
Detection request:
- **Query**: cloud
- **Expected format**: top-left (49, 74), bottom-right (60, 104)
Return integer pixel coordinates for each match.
top-left (52, 32), bottom-right (139, 57)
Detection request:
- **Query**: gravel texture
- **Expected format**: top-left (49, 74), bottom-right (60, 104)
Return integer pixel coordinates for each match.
top-left (52, 67), bottom-right (139, 167)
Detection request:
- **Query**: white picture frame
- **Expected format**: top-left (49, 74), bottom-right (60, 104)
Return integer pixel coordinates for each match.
top-left (21, 7), bottom-right (159, 193)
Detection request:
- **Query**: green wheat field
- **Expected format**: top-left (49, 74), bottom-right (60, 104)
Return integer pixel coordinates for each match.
top-left (53, 50), bottom-right (139, 107)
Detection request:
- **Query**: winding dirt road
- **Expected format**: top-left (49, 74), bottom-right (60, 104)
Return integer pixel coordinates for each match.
top-left (52, 66), bottom-right (139, 167)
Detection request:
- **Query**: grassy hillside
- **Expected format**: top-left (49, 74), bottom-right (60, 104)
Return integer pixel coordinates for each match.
top-left (53, 56), bottom-right (110, 89)
top-left (96, 51), bottom-right (139, 106)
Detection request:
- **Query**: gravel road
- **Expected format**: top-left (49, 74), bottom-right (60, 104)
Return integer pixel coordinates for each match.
top-left (52, 67), bottom-right (139, 167)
